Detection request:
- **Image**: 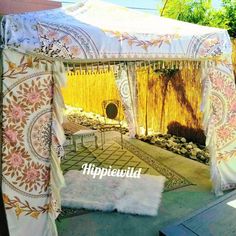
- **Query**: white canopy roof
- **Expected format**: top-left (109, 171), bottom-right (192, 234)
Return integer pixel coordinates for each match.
top-left (0, 0), bottom-right (232, 61)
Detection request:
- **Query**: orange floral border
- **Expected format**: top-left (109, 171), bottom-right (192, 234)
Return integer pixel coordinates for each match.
top-left (3, 194), bottom-right (50, 219)
top-left (104, 30), bottom-right (180, 51)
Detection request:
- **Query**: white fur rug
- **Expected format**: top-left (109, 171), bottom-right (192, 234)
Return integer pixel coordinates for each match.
top-left (61, 170), bottom-right (165, 216)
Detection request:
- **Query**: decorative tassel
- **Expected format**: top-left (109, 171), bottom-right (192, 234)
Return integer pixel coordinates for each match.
top-left (167, 61), bottom-right (170, 69)
top-left (162, 61), bottom-right (165, 69)
top-left (66, 63), bottom-right (70, 72)
top-left (197, 61), bottom-right (200, 69)
top-left (153, 62), bottom-right (156, 71)
top-left (134, 62), bottom-right (137, 71)
top-left (27, 56), bottom-right (33, 68)
top-left (103, 62), bottom-right (105, 73)
top-left (187, 61), bottom-right (190, 69)
top-left (96, 63), bottom-right (100, 74)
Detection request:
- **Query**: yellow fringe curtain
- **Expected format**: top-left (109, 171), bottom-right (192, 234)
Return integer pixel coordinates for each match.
top-left (62, 69), bottom-right (123, 116)
top-left (62, 64), bottom-right (203, 138)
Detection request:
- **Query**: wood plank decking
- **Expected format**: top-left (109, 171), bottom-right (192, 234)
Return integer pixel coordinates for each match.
top-left (159, 190), bottom-right (236, 236)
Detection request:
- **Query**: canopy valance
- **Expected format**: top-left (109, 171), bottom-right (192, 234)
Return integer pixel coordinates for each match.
top-left (0, 0), bottom-right (233, 63)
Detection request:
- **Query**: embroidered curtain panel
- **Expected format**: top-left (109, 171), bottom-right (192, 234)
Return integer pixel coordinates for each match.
top-left (2, 49), bottom-right (66, 236)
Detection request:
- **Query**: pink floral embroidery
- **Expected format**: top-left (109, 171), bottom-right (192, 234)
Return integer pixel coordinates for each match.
top-left (9, 153), bottom-right (24, 169)
top-left (70, 46), bottom-right (80, 55)
top-left (230, 102), bottom-right (236, 112)
top-left (228, 116), bottom-right (236, 127)
top-left (27, 90), bottom-right (41, 104)
top-left (48, 30), bottom-right (58, 40)
top-left (213, 77), bottom-right (225, 89)
top-left (24, 167), bottom-right (40, 183)
top-left (2, 52), bottom-right (62, 218)
top-left (217, 127), bottom-right (231, 139)
top-left (5, 129), bottom-right (18, 144)
top-left (224, 86), bottom-right (235, 97)
top-left (11, 105), bottom-right (25, 121)
top-left (62, 35), bottom-right (72, 44)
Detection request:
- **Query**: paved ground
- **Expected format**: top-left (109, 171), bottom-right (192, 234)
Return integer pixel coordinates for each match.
top-left (62, 142), bottom-right (159, 176)
top-left (57, 131), bottom-right (221, 236)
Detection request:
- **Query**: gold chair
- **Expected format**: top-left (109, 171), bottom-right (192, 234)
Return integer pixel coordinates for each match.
top-left (100, 100), bottom-right (124, 149)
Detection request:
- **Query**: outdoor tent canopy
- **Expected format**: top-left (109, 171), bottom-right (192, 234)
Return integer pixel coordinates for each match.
top-left (1, 0), bottom-right (236, 235)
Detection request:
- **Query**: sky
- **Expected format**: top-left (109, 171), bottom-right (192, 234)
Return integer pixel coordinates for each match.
top-left (57, 0), bottom-right (223, 14)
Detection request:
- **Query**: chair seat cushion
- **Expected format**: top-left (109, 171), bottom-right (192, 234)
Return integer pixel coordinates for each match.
top-left (73, 129), bottom-right (97, 136)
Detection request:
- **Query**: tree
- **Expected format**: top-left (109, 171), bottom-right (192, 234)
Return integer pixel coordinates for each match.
top-left (158, 0), bottom-right (236, 38)
top-left (223, 0), bottom-right (236, 38)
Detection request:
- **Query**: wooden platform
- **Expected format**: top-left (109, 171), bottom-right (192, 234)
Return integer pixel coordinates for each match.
top-left (159, 190), bottom-right (236, 236)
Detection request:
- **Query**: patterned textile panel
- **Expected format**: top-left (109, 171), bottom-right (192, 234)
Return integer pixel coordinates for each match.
top-left (204, 64), bottom-right (236, 193)
top-left (1, 49), bottom-right (58, 236)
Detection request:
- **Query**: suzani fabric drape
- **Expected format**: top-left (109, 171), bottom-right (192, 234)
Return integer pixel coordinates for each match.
top-left (202, 63), bottom-right (236, 195)
top-left (1, 49), bottom-right (65, 236)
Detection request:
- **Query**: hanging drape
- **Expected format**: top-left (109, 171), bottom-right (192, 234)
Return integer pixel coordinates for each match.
top-left (62, 68), bottom-right (123, 116)
top-left (201, 62), bottom-right (236, 195)
top-left (114, 64), bottom-right (138, 138)
top-left (1, 49), bottom-right (66, 236)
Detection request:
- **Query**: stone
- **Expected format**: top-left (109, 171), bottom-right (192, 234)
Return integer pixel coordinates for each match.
top-left (205, 152), bottom-right (210, 158)
top-left (150, 137), bottom-right (156, 144)
top-left (180, 148), bottom-right (187, 154)
top-left (164, 134), bottom-right (172, 139)
top-left (191, 147), bottom-right (202, 156)
top-left (197, 153), bottom-right (207, 163)
top-left (155, 140), bottom-right (162, 146)
top-left (180, 137), bottom-right (187, 143)
top-left (177, 150), bottom-right (182, 155)
top-left (172, 147), bottom-right (179, 153)
top-left (167, 140), bottom-right (178, 147)
top-left (166, 142), bottom-right (172, 148)
top-left (189, 155), bottom-right (197, 160)
top-left (174, 138), bottom-right (181, 143)
top-left (186, 144), bottom-right (193, 149)
top-left (160, 142), bottom-right (166, 148)
top-left (169, 137), bottom-right (176, 142)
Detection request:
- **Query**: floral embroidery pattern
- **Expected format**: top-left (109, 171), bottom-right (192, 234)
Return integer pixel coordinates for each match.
top-left (104, 30), bottom-right (180, 51)
top-left (3, 55), bottom-right (52, 80)
top-left (28, 110), bottom-right (52, 162)
top-left (2, 53), bottom-right (54, 196)
top-left (2, 50), bottom-right (65, 225)
top-left (198, 37), bottom-right (222, 57)
top-left (37, 23), bottom-right (99, 59)
top-left (3, 194), bottom-right (50, 219)
top-left (207, 67), bottom-right (236, 162)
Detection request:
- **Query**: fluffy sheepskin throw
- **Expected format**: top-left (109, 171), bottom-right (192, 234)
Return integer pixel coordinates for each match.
top-left (61, 170), bottom-right (165, 216)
